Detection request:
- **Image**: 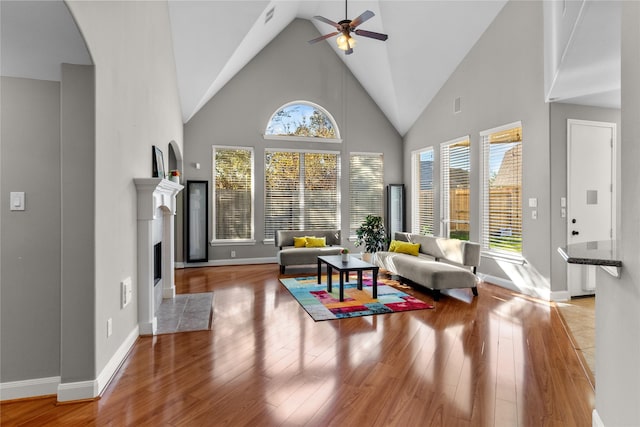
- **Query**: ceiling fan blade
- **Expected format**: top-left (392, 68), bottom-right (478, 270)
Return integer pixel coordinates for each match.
top-left (308, 32), bottom-right (339, 44)
top-left (312, 15), bottom-right (341, 30)
top-left (354, 29), bottom-right (388, 41)
top-left (350, 10), bottom-right (375, 28)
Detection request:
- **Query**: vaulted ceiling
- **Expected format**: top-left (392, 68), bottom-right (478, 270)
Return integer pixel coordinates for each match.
top-left (0, 1), bottom-right (621, 137)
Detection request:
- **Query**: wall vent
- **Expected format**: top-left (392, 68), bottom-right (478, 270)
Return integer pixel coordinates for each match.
top-left (265, 7), bottom-right (275, 24)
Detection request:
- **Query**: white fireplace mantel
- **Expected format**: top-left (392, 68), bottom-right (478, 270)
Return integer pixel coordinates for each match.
top-left (134, 178), bottom-right (183, 335)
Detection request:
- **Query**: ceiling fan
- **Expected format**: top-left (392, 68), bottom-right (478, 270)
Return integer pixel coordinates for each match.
top-left (308, 0), bottom-right (388, 55)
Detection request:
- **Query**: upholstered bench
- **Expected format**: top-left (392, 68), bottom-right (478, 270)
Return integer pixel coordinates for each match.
top-left (275, 229), bottom-right (343, 274)
top-left (375, 232), bottom-right (481, 301)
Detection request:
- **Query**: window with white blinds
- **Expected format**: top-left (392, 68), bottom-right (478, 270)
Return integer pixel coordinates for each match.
top-left (481, 122), bottom-right (523, 254)
top-left (411, 148), bottom-right (435, 235)
top-left (213, 146), bottom-right (254, 241)
top-left (441, 137), bottom-right (470, 240)
top-left (349, 153), bottom-right (384, 237)
top-left (264, 150), bottom-right (340, 239)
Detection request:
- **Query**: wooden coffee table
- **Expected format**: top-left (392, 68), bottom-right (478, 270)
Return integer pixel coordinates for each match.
top-left (317, 255), bottom-right (379, 302)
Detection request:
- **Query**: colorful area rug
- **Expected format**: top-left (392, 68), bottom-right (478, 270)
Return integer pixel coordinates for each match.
top-left (280, 276), bottom-right (434, 321)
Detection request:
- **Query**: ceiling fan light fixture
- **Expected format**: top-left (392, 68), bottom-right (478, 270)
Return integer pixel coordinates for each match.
top-left (337, 33), bottom-right (356, 51)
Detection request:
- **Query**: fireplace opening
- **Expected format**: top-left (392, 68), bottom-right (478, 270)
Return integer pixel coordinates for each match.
top-left (153, 242), bottom-right (162, 285)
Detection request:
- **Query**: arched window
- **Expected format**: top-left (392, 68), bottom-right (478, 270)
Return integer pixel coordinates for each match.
top-left (264, 101), bottom-right (341, 142)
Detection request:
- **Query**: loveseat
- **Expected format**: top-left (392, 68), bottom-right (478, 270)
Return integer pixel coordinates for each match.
top-left (275, 229), bottom-right (343, 274)
top-left (375, 232), bottom-right (481, 301)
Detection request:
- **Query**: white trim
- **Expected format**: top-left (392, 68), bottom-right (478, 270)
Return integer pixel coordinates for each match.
top-left (180, 257), bottom-right (277, 268)
top-left (0, 376), bottom-right (60, 401)
top-left (22, 327), bottom-right (139, 403)
top-left (264, 100), bottom-right (341, 140)
top-left (551, 290), bottom-right (571, 301)
top-left (479, 273), bottom-right (551, 301)
top-left (212, 146), bottom-right (255, 242)
top-left (210, 240), bottom-right (256, 246)
top-left (440, 135), bottom-right (470, 238)
top-left (263, 134), bottom-right (342, 144)
top-left (479, 120), bottom-right (523, 137)
top-left (481, 250), bottom-right (525, 265)
top-left (592, 409), bottom-right (604, 427)
top-left (411, 147), bottom-right (435, 235)
top-left (94, 326), bottom-right (139, 398)
top-left (57, 380), bottom-right (98, 402)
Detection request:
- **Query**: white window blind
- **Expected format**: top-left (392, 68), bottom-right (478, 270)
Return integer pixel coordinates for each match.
top-left (441, 137), bottom-right (470, 240)
top-left (264, 150), bottom-right (339, 239)
top-left (349, 153), bottom-right (384, 236)
top-left (412, 148), bottom-right (434, 235)
top-left (481, 123), bottom-right (523, 254)
top-left (213, 147), bottom-right (254, 241)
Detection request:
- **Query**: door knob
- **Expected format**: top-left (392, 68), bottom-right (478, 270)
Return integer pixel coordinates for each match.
top-left (572, 230), bottom-right (579, 236)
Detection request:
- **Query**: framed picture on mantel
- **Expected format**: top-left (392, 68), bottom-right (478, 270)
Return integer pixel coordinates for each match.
top-left (152, 146), bottom-right (165, 178)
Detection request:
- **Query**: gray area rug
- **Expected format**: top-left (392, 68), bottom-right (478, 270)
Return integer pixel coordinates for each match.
top-left (156, 292), bottom-right (213, 334)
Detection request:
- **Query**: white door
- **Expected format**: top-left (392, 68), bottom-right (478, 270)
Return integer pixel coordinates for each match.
top-left (567, 119), bottom-right (615, 297)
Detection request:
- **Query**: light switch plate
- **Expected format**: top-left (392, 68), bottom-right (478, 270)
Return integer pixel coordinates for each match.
top-left (121, 277), bottom-right (133, 308)
top-left (10, 192), bottom-right (25, 211)
top-left (528, 198), bottom-right (537, 208)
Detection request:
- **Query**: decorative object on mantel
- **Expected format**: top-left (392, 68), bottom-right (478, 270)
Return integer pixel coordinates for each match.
top-left (169, 169), bottom-right (180, 184)
top-left (152, 145), bottom-right (165, 178)
top-left (341, 248), bottom-right (349, 263)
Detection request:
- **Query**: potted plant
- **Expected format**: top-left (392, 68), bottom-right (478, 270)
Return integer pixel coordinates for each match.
top-left (355, 215), bottom-right (387, 262)
top-left (340, 248), bottom-right (349, 263)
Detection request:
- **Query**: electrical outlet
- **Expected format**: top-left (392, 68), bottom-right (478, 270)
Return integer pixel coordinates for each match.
top-left (231, 250), bottom-right (236, 258)
top-left (107, 318), bottom-right (113, 337)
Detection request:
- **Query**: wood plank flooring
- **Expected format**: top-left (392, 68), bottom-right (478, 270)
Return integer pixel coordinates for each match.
top-left (1, 264), bottom-right (595, 426)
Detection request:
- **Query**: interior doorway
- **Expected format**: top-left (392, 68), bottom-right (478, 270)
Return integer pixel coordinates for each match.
top-left (566, 119), bottom-right (616, 297)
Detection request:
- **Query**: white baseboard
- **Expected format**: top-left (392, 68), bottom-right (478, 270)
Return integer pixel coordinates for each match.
top-left (550, 290), bottom-right (571, 301)
top-left (179, 257), bottom-right (277, 268)
top-left (57, 325), bottom-right (139, 402)
top-left (478, 273), bottom-right (551, 300)
top-left (593, 409), bottom-right (604, 427)
top-left (57, 379), bottom-right (98, 402)
top-left (0, 376), bottom-right (60, 401)
top-left (95, 326), bottom-right (139, 397)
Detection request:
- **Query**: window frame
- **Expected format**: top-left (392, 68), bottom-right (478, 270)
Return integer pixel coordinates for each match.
top-left (480, 121), bottom-right (523, 258)
top-left (349, 152), bottom-right (384, 239)
top-left (440, 136), bottom-right (471, 240)
top-left (411, 147), bottom-right (435, 236)
top-left (211, 145), bottom-right (255, 245)
top-left (263, 148), bottom-right (341, 242)
top-left (263, 100), bottom-right (342, 143)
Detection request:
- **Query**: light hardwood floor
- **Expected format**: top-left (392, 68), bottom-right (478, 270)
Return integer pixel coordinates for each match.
top-left (1, 264), bottom-right (594, 426)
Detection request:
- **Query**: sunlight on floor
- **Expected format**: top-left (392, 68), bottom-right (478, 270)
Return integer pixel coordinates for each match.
top-left (556, 297), bottom-right (595, 375)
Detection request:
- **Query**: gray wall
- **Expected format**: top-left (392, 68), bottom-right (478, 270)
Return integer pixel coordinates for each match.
top-left (1, 76), bottom-right (62, 382)
top-left (595, 2), bottom-right (640, 424)
top-left (184, 18), bottom-right (403, 262)
top-left (403, 0), bottom-right (551, 296)
top-left (60, 63), bottom-right (95, 382)
top-left (67, 0), bottom-right (184, 379)
top-left (549, 103), bottom-right (621, 294)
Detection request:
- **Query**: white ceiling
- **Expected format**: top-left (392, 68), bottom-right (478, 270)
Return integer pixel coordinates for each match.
top-left (0, 0), bottom-right (621, 136)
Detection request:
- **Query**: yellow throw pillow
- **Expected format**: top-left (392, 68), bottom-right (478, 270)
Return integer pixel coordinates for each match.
top-left (305, 237), bottom-right (326, 248)
top-left (388, 240), bottom-right (399, 252)
top-left (393, 241), bottom-right (421, 256)
top-left (293, 236), bottom-right (309, 248)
